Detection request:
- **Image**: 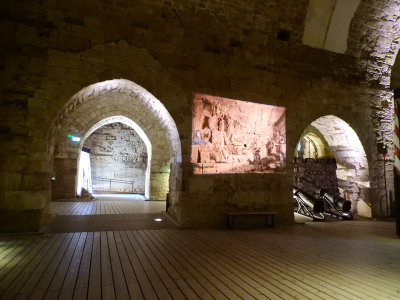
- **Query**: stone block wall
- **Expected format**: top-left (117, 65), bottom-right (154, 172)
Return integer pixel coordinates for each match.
top-left (0, 0), bottom-right (395, 230)
top-left (176, 163), bottom-right (293, 226)
top-left (293, 158), bottom-right (339, 198)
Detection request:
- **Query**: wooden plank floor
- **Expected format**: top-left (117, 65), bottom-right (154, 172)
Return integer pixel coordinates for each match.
top-left (49, 197), bottom-right (166, 216)
top-left (0, 220), bottom-right (399, 299)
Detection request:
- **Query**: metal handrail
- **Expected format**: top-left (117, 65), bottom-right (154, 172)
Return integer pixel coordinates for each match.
top-left (92, 177), bottom-right (134, 184)
top-left (92, 177), bottom-right (136, 192)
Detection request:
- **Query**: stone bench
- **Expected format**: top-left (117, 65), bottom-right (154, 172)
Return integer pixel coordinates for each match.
top-left (226, 211), bottom-right (278, 228)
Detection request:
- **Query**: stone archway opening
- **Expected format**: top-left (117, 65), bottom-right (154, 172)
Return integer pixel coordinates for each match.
top-left (77, 116), bottom-right (152, 199)
top-left (51, 79), bottom-right (182, 217)
top-left (294, 115), bottom-right (371, 219)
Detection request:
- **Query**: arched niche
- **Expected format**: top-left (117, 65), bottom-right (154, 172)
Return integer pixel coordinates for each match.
top-left (78, 116), bottom-right (152, 199)
top-left (295, 115), bottom-right (371, 217)
top-left (295, 126), bottom-right (334, 160)
top-left (51, 79), bottom-right (182, 203)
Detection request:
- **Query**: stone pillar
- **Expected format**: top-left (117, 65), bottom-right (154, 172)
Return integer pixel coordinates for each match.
top-left (149, 160), bottom-right (170, 200)
top-left (0, 149), bottom-right (52, 231)
top-left (51, 137), bottom-right (81, 200)
top-left (167, 162), bottom-right (182, 219)
top-left (368, 89), bottom-right (395, 218)
top-left (52, 158), bottom-right (78, 200)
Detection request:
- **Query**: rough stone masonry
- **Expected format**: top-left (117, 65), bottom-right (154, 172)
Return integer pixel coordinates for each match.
top-left (0, 0), bottom-right (398, 230)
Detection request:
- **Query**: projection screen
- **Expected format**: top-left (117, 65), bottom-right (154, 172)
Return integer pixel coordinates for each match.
top-left (191, 94), bottom-right (286, 174)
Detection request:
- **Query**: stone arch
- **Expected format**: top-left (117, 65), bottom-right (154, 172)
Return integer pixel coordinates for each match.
top-left (303, 0), bottom-right (360, 54)
top-left (309, 115), bottom-right (371, 217)
top-left (52, 79), bottom-right (182, 202)
top-left (295, 128), bottom-right (333, 160)
top-left (79, 116), bottom-right (152, 199)
top-left (347, 0), bottom-right (400, 86)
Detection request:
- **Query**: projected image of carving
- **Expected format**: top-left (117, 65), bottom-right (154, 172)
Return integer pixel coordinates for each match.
top-left (191, 94), bottom-right (286, 174)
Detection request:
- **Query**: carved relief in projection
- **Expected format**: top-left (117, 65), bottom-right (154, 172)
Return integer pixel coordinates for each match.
top-left (191, 94), bottom-right (286, 174)
top-left (83, 122), bottom-right (148, 193)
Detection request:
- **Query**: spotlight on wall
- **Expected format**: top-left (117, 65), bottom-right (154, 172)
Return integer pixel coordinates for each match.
top-left (51, 177), bottom-right (56, 181)
top-left (67, 135), bottom-right (81, 142)
top-left (154, 218), bottom-right (163, 222)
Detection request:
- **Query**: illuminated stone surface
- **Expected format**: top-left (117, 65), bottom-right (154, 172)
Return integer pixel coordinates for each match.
top-left (293, 158), bottom-right (339, 201)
